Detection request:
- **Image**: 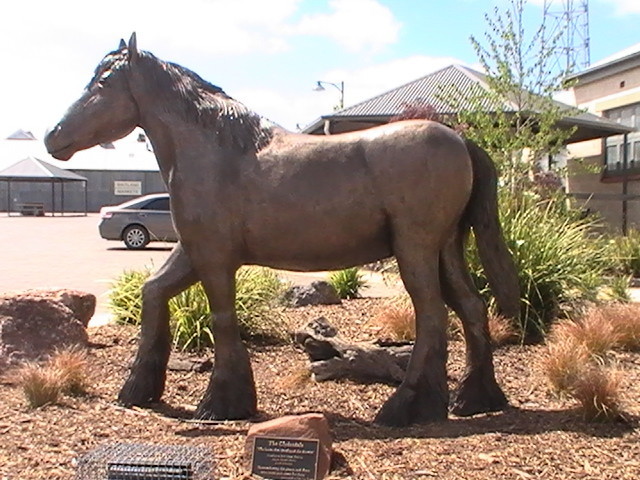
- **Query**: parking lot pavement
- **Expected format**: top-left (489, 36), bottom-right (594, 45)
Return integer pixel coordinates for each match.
top-left (0, 214), bottom-right (402, 323)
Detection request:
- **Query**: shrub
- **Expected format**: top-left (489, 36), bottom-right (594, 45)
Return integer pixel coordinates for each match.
top-left (609, 229), bottom-right (640, 278)
top-left (109, 268), bottom-right (150, 325)
top-left (328, 267), bottom-right (368, 299)
top-left (18, 363), bottom-right (63, 408)
top-left (109, 266), bottom-right (287, 351)
top-left (234, 266), bottom-right (289, 343)
top-left (467, 195), bottom-right (623, 340)
top-left (169, 282), bottom-right (213, 352)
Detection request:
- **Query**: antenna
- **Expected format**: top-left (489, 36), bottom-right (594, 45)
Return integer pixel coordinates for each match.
top-left (543, 0), bottom-right (590, 75)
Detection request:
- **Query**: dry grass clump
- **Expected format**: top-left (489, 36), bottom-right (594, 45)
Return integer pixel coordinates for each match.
top-left (278, 367), bottom-right (312, 390)
top-left (373, 295), bottom-right (515, 346)
top-left (570, 365), bottom-right (624, 422)
top-left (17, 347), bottom-right (90, 408)
top-left (541, 304), bottom-right (635, 422)
top-left (487, 314), bottom-right (518, 346)
top-left (597, 303), bottom-right (640, 350)
top-left (18, 364), bottom-right (63, 408)
top-left (550, 311), bottom-right (618, 359)
top-left (373, 295), bottom-right (415, 341)
top-left (49, 347), bottom-right (89, 396)
top-left (540, 335), bottom-right (591, 395)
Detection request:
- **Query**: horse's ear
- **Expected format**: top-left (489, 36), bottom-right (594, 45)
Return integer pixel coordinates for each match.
top-left (128, 32), bottom-right (138, 62)
top-left (118, 38), bottom-right (126, 50)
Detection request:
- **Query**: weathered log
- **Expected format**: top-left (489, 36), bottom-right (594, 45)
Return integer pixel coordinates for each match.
top-left (293, 317), bottom-right (413, 384)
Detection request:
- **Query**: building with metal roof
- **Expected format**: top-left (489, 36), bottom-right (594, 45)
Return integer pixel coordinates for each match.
top-left (0, 128), bottom-right (165, 213)
top-left (303, 64), bottom-right (631, 144)
top-left (0, 157), bottom-right (88, 215)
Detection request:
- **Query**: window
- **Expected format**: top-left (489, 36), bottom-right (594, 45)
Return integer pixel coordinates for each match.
top-left (142, 197), bottom-right (170, 211)
top-left (603, 103), bottom-right (640, 174)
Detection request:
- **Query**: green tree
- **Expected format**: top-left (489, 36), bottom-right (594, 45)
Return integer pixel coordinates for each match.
top-left (453, 0), bottom-right (576, 200)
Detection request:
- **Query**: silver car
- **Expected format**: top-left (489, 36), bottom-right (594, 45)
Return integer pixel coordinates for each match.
top-left (98, 193), bottom-right (178, 249)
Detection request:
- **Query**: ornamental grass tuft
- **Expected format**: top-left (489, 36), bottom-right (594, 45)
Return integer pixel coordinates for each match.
top-left (328, 267), bottom-right (368, 299)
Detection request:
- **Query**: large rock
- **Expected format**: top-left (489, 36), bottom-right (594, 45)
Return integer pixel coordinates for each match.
top-left (284, 281), bottom-right (341, 307)
top-left (245, 413), bottom-right (333, 480)
top-left (13, 289), bottom-right (96, 327)
top-left (0, 294), bottom-right (89, 368)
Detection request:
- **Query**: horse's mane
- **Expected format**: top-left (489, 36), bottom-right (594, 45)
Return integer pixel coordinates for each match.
top-left (129, 51), bottom-right (275, 153)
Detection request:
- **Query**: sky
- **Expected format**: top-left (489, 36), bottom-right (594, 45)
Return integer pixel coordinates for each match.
top-left (0, 0), bottom-right (639, 140)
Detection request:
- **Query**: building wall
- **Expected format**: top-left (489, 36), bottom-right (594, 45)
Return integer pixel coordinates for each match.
top-left (573, 68), bottom-right (640, 107)
top-left (567, 59), bottom-right (640, 233)
top-left (567, 144), bottom-right (640, 233)
top-left (0, 170), bottom-right (166, 213)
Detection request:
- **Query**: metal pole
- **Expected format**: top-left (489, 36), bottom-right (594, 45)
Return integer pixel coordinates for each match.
top-left (622, 133), bottom-right (629, 236)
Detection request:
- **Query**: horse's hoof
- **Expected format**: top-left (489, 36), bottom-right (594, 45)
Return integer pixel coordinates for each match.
top-left (451, 372), bottom-right (508, 417)
top-left (117, 367), bottom-right (166, 407)
top-left (194, 395), bottom-right (257, 421)
top-left (374, 386), bottom-right (448, 427)
top-left (117, 379), bottom-right (162, 407)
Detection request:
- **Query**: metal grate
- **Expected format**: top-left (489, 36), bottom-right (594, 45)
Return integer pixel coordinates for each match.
top-left (75, 443), bottom-right (213, 480)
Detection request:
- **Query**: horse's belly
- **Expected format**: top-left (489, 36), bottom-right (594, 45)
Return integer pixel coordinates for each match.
top-left (242, 214), bottom-right (392, 271)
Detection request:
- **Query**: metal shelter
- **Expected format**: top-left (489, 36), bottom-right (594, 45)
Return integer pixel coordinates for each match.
top-left (0, 157), bottom-right (88, 216)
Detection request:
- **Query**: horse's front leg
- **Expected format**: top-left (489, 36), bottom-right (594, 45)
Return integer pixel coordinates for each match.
top-left (194, 268), bottom-right (257, 420)
top-left (118, 242), bottom-right (198, 407)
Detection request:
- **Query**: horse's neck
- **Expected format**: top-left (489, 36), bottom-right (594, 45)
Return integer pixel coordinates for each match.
top-left (140, 112), bottom-right (229, 188)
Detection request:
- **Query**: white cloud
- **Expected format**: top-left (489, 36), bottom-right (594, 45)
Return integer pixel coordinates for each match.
top-left (0, 0), bottom-right (302, 57)
top-left (235, 55), bottom-right (471, 131)
top-left (600, 0), bottom-right (640, 15)
top-left (531, 0), bottom-right (640, 15)
top-left (290, 0), bottom-right (402, 53)
top-left (323, 55), bottom-right (473, 106)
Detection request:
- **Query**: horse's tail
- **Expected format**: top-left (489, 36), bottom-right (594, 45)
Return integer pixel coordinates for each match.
top-left (463, 139), bottom-right (521, 319)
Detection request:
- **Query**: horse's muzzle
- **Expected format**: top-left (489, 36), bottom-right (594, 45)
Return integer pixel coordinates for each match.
top-left (44, 125), bottom-right (73, 161)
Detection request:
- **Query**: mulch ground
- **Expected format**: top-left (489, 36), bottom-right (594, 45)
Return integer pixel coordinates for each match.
top-left (1, 298), bottom-right (639, 479)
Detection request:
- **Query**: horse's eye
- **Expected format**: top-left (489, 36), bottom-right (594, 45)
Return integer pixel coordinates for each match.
top-left (98, 70), bottom-right (112, 86)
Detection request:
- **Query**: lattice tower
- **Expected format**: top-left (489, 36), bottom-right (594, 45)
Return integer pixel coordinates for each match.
top-left (543, 0), bottom-right (590, 75)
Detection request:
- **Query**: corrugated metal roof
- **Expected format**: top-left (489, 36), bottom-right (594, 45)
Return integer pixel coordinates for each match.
top-left (302, 63), bottom-right (633, 140)
top-left (332, 65), bottom-right (507, 118)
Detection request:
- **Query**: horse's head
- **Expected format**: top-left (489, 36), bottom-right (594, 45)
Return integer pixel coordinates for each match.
top-left (45, 33), bottom-right (141, 160)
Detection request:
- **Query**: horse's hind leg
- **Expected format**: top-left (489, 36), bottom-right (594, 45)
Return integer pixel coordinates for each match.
top-left (194, 268), bottom-right (257, 420)
top-left (118, 242), bottom-right (198, 407)
top-left (440, 229), bottom-right (508, 416)
top-left (374, 236), bottom-right (449, 426)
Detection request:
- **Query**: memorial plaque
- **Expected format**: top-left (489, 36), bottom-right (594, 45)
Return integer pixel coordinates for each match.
top-left (251, 436), bottom-right (320, 480)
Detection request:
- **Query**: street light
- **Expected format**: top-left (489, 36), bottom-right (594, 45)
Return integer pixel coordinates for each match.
top-left (314, 80), bottom-right (345, 109)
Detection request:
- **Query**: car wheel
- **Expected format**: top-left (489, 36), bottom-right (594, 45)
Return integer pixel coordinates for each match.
top-left (123, 225), bottom-right (150, 249)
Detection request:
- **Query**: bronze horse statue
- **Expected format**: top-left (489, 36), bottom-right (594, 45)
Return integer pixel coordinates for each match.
top-left (45, 34), bottom-right (519, 427)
